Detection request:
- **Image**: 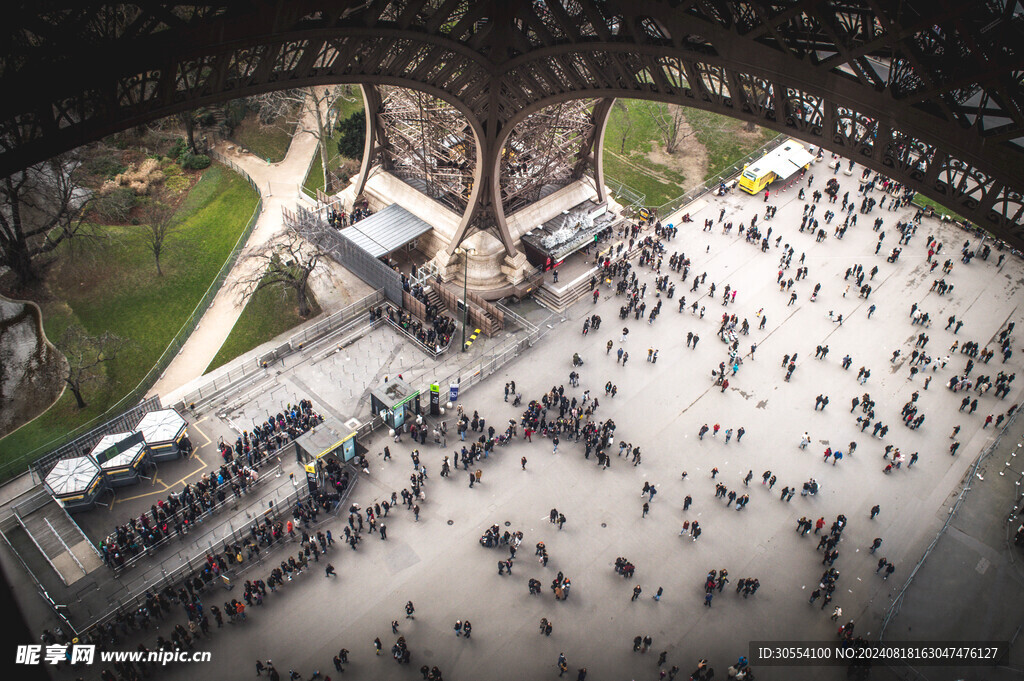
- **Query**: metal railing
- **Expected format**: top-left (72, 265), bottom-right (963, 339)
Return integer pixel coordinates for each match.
top-left (108, 463), bottom-right (283, 574)
top-left (0, 156), bottom-right (264, 484)
top-left (380, 306), bottom-right (453, 359)
top-left (494, 302), bottom-right (538, 334)
top-left (76, 479), bottom-right (322, 637)
top-left (647, 133), bottom-right (788, 220)
top-left (605, 177), bottom-right (646, 209)
top-left (880, 407), bottom-right (1021, 638)
top-left (288, 290), bottom-right (385, 348)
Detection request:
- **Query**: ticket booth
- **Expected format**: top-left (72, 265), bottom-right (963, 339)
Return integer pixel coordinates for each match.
top-left (89, 432), bottom-right (150, 487)
top-left (294, 416), bottom-right (359, 490)
top-left (136, 409), bottom-right (189, 462)
top-left (369, 378), bottom-right (421, 431)
top-left (43, 456), bottom-right (107, 512)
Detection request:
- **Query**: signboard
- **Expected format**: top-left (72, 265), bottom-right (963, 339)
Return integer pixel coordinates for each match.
top-left (430, 383), bottom-right (440, 416)
top-left (94, 431), bottom-right (145, 465)
top-left (342, 437), bottom-right (356, 462)
top-left (450, 383), bottom-right (460, 402)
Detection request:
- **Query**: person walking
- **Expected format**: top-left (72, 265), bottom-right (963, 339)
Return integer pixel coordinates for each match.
top-left (870, 505), bottom-right (880, 519)
top-left (632, 585), bottom-right (643, 601)
top-left (704, 591), bottom-right (713, 607)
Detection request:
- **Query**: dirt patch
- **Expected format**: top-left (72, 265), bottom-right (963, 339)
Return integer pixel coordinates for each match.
top-left (644, 117), bottom-right (708, 192)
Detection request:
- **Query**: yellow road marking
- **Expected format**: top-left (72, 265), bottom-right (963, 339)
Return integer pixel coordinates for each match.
top-left (109, 457), bottom-right (209, 506)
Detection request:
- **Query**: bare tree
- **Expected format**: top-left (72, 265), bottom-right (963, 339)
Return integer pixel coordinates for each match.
top-left (0, 154), bottom-right (93, 287)
top-left (236, 228), bottom-right (325, 318)
top-left (57, 325), bottom-right (128, 409)
top-left (639, 101), bottom-right (688, 154)
top-left (252, 86), bottom-right (347, 192)
top-left (614, 100), bottom-right (633, 154)
top-left (140, 201), bottom-right (179, 276)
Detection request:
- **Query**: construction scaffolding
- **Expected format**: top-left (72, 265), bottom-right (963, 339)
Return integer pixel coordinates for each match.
top-left (377, 86), bottom-right (475, 212)
top-left (501, 98), bottom-right (599, 214)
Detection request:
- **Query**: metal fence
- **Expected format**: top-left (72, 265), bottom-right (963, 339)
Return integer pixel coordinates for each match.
top-left (109, 462), bottom-right (285, 574)
top-left (74, 472), bottom-right (355, 637)
top-left (880, 407), bottom-right (1021, 638)
top-left (605, 133), bottom-right (788, 223)
top-left (1, 157), bottom-right (264, 484)
top-left (430, 322), bottom-right (548, 403)
top-left (288, 289), bottom-right (385, 348)
top-left (605, 177), bottom-right (646, 211)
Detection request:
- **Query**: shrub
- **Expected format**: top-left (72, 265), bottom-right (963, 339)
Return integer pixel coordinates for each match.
top-left (93, 187), bottom-right (137, 222)
top-left (180, 152), bottom-right (211, 170)
top-left (165, 174), bottom-right (191, 194)
top-left (106, 158), bottom-right (164, 195)
top-left (80, 156), bottom-right (126, 180)
top-left (168, 138), bottom-right (187, 160)
top-left (335, 109), bottom-right (365, 159)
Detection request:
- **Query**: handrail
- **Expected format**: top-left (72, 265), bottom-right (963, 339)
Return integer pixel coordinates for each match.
top-left (639, 132), bottom-right (787, 220)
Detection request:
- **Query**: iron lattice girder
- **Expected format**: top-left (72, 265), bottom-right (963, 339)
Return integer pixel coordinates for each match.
top-left (376, 85), bottom-right (476, 210)
top-left (1, 1), bottom-right (1023, 248)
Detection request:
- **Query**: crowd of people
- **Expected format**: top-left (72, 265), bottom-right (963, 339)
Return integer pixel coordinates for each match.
top-left (57, 152), bottom-right (1023, 681)
top-left (221, 399), bottom-right (323, 466)
top-left (372, 302), bottom-right (455, 352)
top-left (100, 459), bottom-right (263, 569)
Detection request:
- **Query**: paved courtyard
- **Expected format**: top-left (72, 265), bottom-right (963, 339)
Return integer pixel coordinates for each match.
top-left (18, 157), bottom-right (1024, 681)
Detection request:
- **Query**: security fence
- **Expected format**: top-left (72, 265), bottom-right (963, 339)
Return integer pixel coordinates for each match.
top-left (285, 205), bottom-right (404, 305)
top-left (650, 133), bottom-right (787, 219)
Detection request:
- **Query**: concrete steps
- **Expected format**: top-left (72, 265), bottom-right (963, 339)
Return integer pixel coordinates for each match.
top-left (532, 241), bottom-right (647, 313)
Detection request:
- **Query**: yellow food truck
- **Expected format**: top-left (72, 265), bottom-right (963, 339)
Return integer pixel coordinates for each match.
top-left (738, 140), bottom-right (816, 194)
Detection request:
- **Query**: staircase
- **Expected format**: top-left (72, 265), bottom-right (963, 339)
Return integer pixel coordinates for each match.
top-left (14, 492), bottom-right (103, 585)
top-left (532, 230), bottom-right (649, 313)
top-left (423, 285), bottom-right (444, 314)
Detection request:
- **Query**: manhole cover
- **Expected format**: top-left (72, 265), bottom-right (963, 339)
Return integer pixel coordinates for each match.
top-left (601, 523), bottom-right (607, 528)
top-left (447, 520), bottom-right (454, 525)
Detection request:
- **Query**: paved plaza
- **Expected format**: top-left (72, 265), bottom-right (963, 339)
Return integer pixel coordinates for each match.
top-left (11, 158), bottom-right (1024, 681)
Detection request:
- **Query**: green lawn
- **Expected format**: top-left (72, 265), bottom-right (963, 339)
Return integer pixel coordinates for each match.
top-left (603, 154), bottom-right (682, 207)
top-left (602, 100), bottom-right (778, 209)
top-left (0, 164), bottom-right (259, 468)
top-left (912, 194), bottom-right (966, 222)
top-left (206, 279), bottom-right (321, 373)
top-left (302, 93), bottom-right (366, 196)
top-left (682, 109), bottom-right (778, 180)
top-left (603, 100), bottom-right (684, 206)
top-left (229, 112), bottom-right (296, 163)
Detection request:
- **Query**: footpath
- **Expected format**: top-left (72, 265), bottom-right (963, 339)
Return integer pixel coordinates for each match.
top-left (149, 99), bottom-right (326, 400)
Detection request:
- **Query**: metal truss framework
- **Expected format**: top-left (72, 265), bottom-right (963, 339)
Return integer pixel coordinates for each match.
top-left (1, 1), bottom-right (1023, 252)
top-left (373, 85), bottom-right (477, 213)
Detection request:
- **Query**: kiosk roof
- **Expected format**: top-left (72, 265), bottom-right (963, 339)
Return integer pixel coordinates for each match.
top-left (136, 409), bottom-right (186, 444)
top-left (45, 456), bottom-right (101, 496)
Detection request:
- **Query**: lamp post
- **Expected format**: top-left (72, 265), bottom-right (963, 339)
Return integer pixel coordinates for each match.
top-left (455, 246), bottom-right (475, 352)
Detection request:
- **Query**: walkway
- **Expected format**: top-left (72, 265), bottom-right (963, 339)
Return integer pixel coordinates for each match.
top-left (148, 97), bottom-right (324, 400)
